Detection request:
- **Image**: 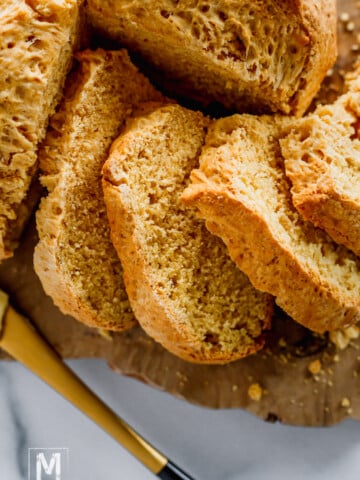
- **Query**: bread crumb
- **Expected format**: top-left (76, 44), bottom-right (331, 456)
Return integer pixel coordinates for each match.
top-left (346, 21), bottom-right (355, 33)
top-left (330, 326), bottom-right (360, 350)
top-left (232, 384), bottom-right (238, 392)
top-left (176, 371), bottom-right (188, 382)
top-left (346, 325), bottom-right (360, 339)
top-left (339, 12), bottom-right (350, 22)
top-left (248, 383), bottom-right (263, 402)
top-left (278, 337), bottom-right (287, 348)
top-left (333, 354), bottom-right (340, 362)
top-left (341, 397), bottom-right (351, 408)
top-left (308, 359), bottom-right (322, 375)
top-left (279, 354), bottom-right (288, 364)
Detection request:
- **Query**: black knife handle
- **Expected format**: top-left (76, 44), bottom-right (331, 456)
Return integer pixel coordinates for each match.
top-left (157, 460), bottom-right (195, 480)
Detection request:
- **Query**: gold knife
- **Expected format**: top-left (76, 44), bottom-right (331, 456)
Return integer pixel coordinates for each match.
top-left (0, 288), bottom-right (194, 480)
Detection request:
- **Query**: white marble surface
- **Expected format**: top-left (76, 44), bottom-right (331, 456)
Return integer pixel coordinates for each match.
top-left (1, 358), bottom-right (360, 480)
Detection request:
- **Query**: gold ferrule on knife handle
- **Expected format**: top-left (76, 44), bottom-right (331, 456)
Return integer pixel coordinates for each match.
top-left (0, 289), bottom-right (9, 334)
top-left (0, 305), bottom-right (167, 474)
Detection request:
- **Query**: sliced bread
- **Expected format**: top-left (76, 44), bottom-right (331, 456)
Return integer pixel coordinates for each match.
top-left (182, 114), bottom-right (360, 333)
top-left (280, 76), bottom-right (360, 256)
top-left (0, 0), bottom-right (82, 261)
top-left (86, 0), bottom-right (337, 116)
top-left (34, 49), bottom-right (163, 331)
top-left (102, 104), bottom-right (273, 363)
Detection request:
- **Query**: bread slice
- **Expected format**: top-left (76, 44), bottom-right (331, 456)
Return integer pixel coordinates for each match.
top-left (34, 49), bottom-right (163, 331)
top-left (86, 0), bottom-right (336, 116)
top-left (182, 114), bottom-right (360, 333)
top-left (280, 75), bottom-right (360, 256)
top-left (0, 0), bottom-right (82, 261)
top-left (102, 104), bottom-right (273, 363)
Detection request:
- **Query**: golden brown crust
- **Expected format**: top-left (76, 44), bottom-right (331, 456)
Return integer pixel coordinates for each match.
top-left (103, 104), bottom-right (273, 364)
top-left (34, 49), bottom-right (163, 331)
top-left (34, 220), bottom-right (109, 328)
top-left (281, 87), bottom-right (360, 256)
top-left (86, 0), bottom-right (337, 116)
top-left (289, 0), bottom-right (338, 113)
top-left (182, 114), bottom-right (360, 333)
top-left (104, 181), bottom-right (209, 361)
top-left (294, 195), bottom-right (360, 257)
top-left (184, 185), bottom-right (359, 333)
top-left (0, 0), bottom-right (82, 261)
top-left (104, 180), bottom-right (272, 363)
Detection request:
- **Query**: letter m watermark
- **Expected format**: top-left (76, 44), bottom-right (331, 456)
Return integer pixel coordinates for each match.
top-left (28, 448), bottom-right (69, 480)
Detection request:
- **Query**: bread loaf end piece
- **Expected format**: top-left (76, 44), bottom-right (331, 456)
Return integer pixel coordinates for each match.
top-left (86, 0), bottom-right (337, 116)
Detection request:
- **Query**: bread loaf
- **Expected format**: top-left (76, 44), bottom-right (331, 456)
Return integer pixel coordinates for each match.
top-left (182, 114), bottom-right (360, 333)
top-left (281, 69), bottom-right (360, 256)
top-left (102, 104), bottom-right (273, 363)
top-left (86, 0), bottom-right (337, 116)
top-left (34, 49), bottom-right (163, 331)
top-left (0, 0), bottom-right (82, 261)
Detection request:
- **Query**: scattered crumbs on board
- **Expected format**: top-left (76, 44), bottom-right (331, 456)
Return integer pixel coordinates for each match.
top-left (341, 397), bottom-right (353, 415)
top-left (330, 326), bottom-right (360, 350)
top-left (248, 383), bottom-right (263, 402)
top-left (308, 359), bottom-right (322, 376)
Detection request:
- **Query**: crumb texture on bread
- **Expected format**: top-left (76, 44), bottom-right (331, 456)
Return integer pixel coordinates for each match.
top-left (0, 0), bottom-right (81, 260)
top-left (103, 104), bottom-right (273, 363)
top-left (281, 74), bottom-right (360, 256)
top-left (34, 49), bottom-right (163, 331)
top-left (87, 0), bottom-right (336, 116)
top-left (182, 114), bottom-right (360, 333)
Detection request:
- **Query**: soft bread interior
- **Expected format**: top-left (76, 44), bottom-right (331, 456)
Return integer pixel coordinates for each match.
top-left (183, 114), bottom-right (360, 332)
top-left (103, 104), bottom-right (273, 362)
top-left (35, 49), bottom-right (162, 330)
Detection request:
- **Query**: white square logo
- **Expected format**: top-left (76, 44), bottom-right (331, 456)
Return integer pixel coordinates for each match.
top-left (28, 448), bottom-right (69, 480)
